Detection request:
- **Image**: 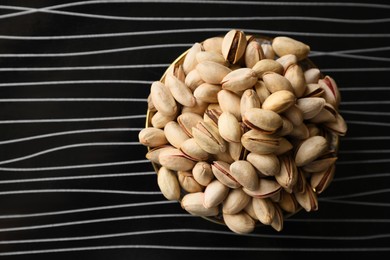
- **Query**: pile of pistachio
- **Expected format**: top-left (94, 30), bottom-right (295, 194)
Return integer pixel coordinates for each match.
top-left (139, 29), bottom-right (347, 234)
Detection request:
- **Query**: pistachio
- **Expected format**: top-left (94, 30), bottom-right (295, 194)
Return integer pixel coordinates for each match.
top-left (182, 42), bottom-right (203, 75)
top-left (295, 135), bottom-right (328, 167)
top-left (202, 36), bottom-right (223, 54)
top-left (310, 164), bottom-right (336, 194)
top-left (243, 178), bottom-right (282, 199)
top-left (196, 61), bottom-right (232, 84)
top-left (310, 103), bottom-right (337, 123)
top-left (288, 122), bottom-right (310, 140)
top-left (241, 130), bottom-right (281, 154)
top-left (164, 121), bottom-right (190, 149)
top-left (151, 111), bottom-right (177, 129)
top-left (246, 152), bottom-right (280, 176)
top-left (145, 145), bottom-right (176, 165)
top-left (252, 197), bottom-right (276, 225)
top-left (218, 112), bottom-right (242, 143)
top-left (211, 161), bottom-right (241, 189)
top-left (304, 68), bottom-right (321, 84)
top-left (203, 179), bottom-right (230, 208)
top-left (157, 166), bottom-right (181, 201)
top-left (282, 105), bottom-right (304, 126)
top-left (196, 51), bottom-right (228, 66)
top-left (284, 63), bottom-right (307, 97)
top-left (261, 43), bottom-right (275, 60)
top-left (228, 142), bottom-right (244, 161)
top-left (275, 154), bottom-right (298, 193)
top-left (192, 120), bottom-right (226, 154)
top-left (294, 182), bottom-right (318, 212)
top-left (244, 39), bottom-right (265, 68)
top-left (302, 152), bottom-right (337, 173)
top-left (158, 148), bottom-right (196, 171)
top-left (204, 106), bottom-right (222, 127)
top-left (192, 161), bottom-right (214, 186)
top-left (243, 198), bottom-right (259, 220)
top-left (138, 127), bottom-right (168, 147)
top-left (193, 82), bottom-right (221, 103)
top-left (178, 171), bottom-right (205, 193)
top-left (278, 190), bottom-right (300, 213)
top-left (181, 192), bottom-right (219, 216)
top-left (147, 93), bottom-right (156, 112)
top-left (252, 59), bottom-right (284, 78)
top-left (150, 81), bottom-right (178, 116)
top-left (254, 80), bottom-right (271, 103)
top-left (263, 72), bottom-right (294, 93)
top-left (177, 112), bottom-right (204, 137)
top-left (222, 29), bottom-right (247, 64)
top-left (181, 99), bottom-right (208, 116)
top-left (276, 54), bottom-right (298, 72)
top-left (165, 73), bottom-right (196, 107)
top-left (180, 138), bottom-right (209, 161)
top-left (318, 75), bottom-right (341, 109)
top-left (270, 204), bottom-right (284, 232)
top-left (221, 68), bottom-right (258, 92)
top-left (240, 89), bottom-right (261, 117)
top-left (223, 211), bottom-right (256, 234)
top-left (243, 108), bottom-right (283, 134)
top-left (296, 97), bottom-right (326, 120)
top-left (184, 69), bottom-right (205, 91)
top-left (324, 113), bottom-right (348, 136)
top-left (272, 36), bottom-right (310, 61)
top-left (262, 90), bottom-right (296, 114)
top-left (274, 137), bottom-right (293, 156)
top-left (223, 188), bottom-right (251, 214)
top-left (230, 160), bottom-right (259, 191)
top-left (217, 89), bottom-right (242, 121)
top-left (303, 83), bottom-right (324, 98)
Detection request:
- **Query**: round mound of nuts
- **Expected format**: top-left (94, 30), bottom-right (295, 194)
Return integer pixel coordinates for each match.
top-left (139, 29), bottom-right (347, 234)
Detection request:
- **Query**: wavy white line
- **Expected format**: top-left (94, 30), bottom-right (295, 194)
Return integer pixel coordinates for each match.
top-left (0, 188), bottom-right (161, 196)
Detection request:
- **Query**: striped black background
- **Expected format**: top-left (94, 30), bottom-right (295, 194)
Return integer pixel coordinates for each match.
top-left (0, 0), bottom-right (389, 259)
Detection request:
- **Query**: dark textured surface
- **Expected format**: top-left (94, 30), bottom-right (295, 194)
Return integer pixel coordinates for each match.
top-left (0, 0), bottom-right (389, 259)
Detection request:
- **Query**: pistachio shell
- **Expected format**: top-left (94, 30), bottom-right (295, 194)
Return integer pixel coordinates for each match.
top-left (282, 105), bottom-right (303, 126)
top-left (276, 54), bottom-right (298, 72)
top-left (138, 127), bottom-right (168, 147)
top-left (278, 190), bottom-right (300, 213)
top-left (310, 164), bottom-right (336, 194)
top-left (196, 61), bottom-right (232, 84)
top-left (150, 81), bottom-right (178, 116)
top-left (158, 148), bottom-right (196, 171)
top-left (246, 152), bottom-right (280, 176)
top-left (303, 83), bottom-right (324, 98)
top-left (192, 120), bottom-right (226, 154)
top-left (243, 108), bottom-right (283, 134)
top-left (182, 42), bottom-right (203, 75)
top-left (304, 68), bottom-right (321, 84)
top-left (275, 154), bottom-right (298, 193)
top-left (230, 160), bottom-right (259, 191)
top-left (222, 29), bottom-right (247, 64)
top-left (223, 211), bottom-right (256, 234)
top-left (211, 161), bottom-right (241, 189)
top-left (177, 112), bottom-right (204, 137)
top-left (240, 89), bottom-right (261, 117)
top-left (184, 69), bottom-right (205, 91)
top-left (157, 166), bottom-right (181, 201)
top-left (218, 112), bottom-right (242, 143)
top-left (181, 99), bottom-right (208, 116)
top-left (252, 59), bottom-right (284, 78)
top-left (217, 89), bottom-right (242, 121)
top-left (296, 97), bottom-right (326, 120)
top-left (221, 68), bottom-right (258, 92)
top-left (145, 145), bottom-right (175, 165)
top-left (181, 192), bottom-right (219, 216)
top-left (178, 171), bottom-right (205, 193)
top-left (241, 130), bottom-right (281, 154)
top-left (284, 63), bottom-right (307, 98)
top-left (193, 83), bottom-right (221, 103)
top-left (270, 204), bottom-right (284, 231)
top-left (192, 161), bottom-right (214, 186)
top-left (262, 90), bottom-right (296, 114)
top-left (263, 72), bottom-right (294, 93)
top-left (196, 51), bottom-right (228, 66)
top-left (245, 40), bottom-right (265, 68)
top-left (243, 178), bottom-right (282, 199)
top-left (223, 188), bottom-right (251, 214)
top-left (180, 138), bottom-right (209, 161)
top-left (254, 80), bottom-right (271, 103)
top-left (164, 121), bottom-right (190, 149)
top-left (203, 179), bottom-right (230, 208)
top-left (202, 36), bottom-right (223, 54)
top-left (324, 113), bottom-right (348, 136)
top-left (272, 36), bottom-right (310, 61)
top-left (294, 183), bottom-right (318, 212)
top-left (243, 198), bottom-right (259, 220)
top-left (318, 75), bottom-right (341, 109)
top-left (252, 197), bottom-right (276, 225)
top-left (295, 136), bottom-right (328, 167)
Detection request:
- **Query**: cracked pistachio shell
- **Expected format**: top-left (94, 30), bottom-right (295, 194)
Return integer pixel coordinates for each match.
top-left (196, 61), bottom-right (232, 84)
top-left (310, 103), bottom-right (337, 124)
top-left (275, 154), bottom-right (298, 193)
top-left (202, 36), bottom-right (223, 54)
top-left (244, 39), bottom-right (265, 68)
top-left (223, 188), bottom-right (251, 214)
top-left (158, 148), bottom-right (196, 171)
top-left (254, 80), bottom-right (270, 104)
top-left (284, 63), bottom-right (307, 98)
top-left (303, 83), bottom-right (325, 98)
top-left (177, 171), bottom-right (204, 193)
top-left (217, 89), bottom-right (242, 121)
top-left (165, 74), bottom-right (196, 107)
top-left (303, 153), bottom-right (337, 173)
top-left (180, 138), bottom-right (209, 161)
top-left (138, 127), bottom-right (168, 147)
top-left (193, 83), bottom-right (221, 103)
top-left (243, 108), bottom-right (283, 134)
top-left (196, 51), bottom-right (228, 66)
top-left (192, 161), bottom-right (214, 186)
top-left (241, 130), bottom-right (281, 154)
top-left (274, 137), bottom-right (293, 156)
top-left (230, 160), bottom-right (259, 191)
top-left (204, 105), bottom-right (222, 127)
top-left (270, 204), bottom-right (284, 232)
top-left (203, 179), bottom-right (230, 208)
top-left (157, 166), bottom-right (181, 201)
top-left (181, 192), bottom-right (219, 217)
top-left (278, 190), bottom-right (300, 213)
top-left (150, 81), bottom-right (178, 117)
top-left (295, 135), bottom-right (328, 167)
top-left (177, 112), bottom-right (203, 137)
top-left (276, 116), bottom-right (294, 136)
top-left (243, 178), bottom-right (282, 199)
top-left (164, 121), bottom-right (190, 149)
top-left (252, 197), bottom-right (276, 225)
top-left (262, 90), bottom-right (296, 114)
top-left (272, 36), bottom-right (310, 61)
top-left (221, 68), bottom-right (258, 92)
top-left (184, 69), bottom-right (205, 91)
top-left (240, 89), bottom-right (261, 117)
top-left (318, 75), bottom-right (341, 109)
top-left (324, 113), bottom-right (348, 136)
top-left (182, 42), bottom-right (203, 75)
top-left (218, 112), bottom-right (242, 143)
top-left (252, 59), bottom-right (284, 78)
top-left (310, 164), bottom-right (336, 194)
top-left (246, 152), bottom-right (280, 176)
top-left (294, 182), bottom-right (318, 212)
top-left (296, 97), bottom-right (326, 120)
top-left (223, 211), bottom-right (256, 234)
top-left (222, 29), bottom-right (247, 64)
top-left (192, 121), bottom-right (226, 154)
top-left (211, 161), bottom-right (241, 189)
top-left (263, 72), bottom-right (294, 94)
top-left (282, 105), bottom-right (304, 126)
